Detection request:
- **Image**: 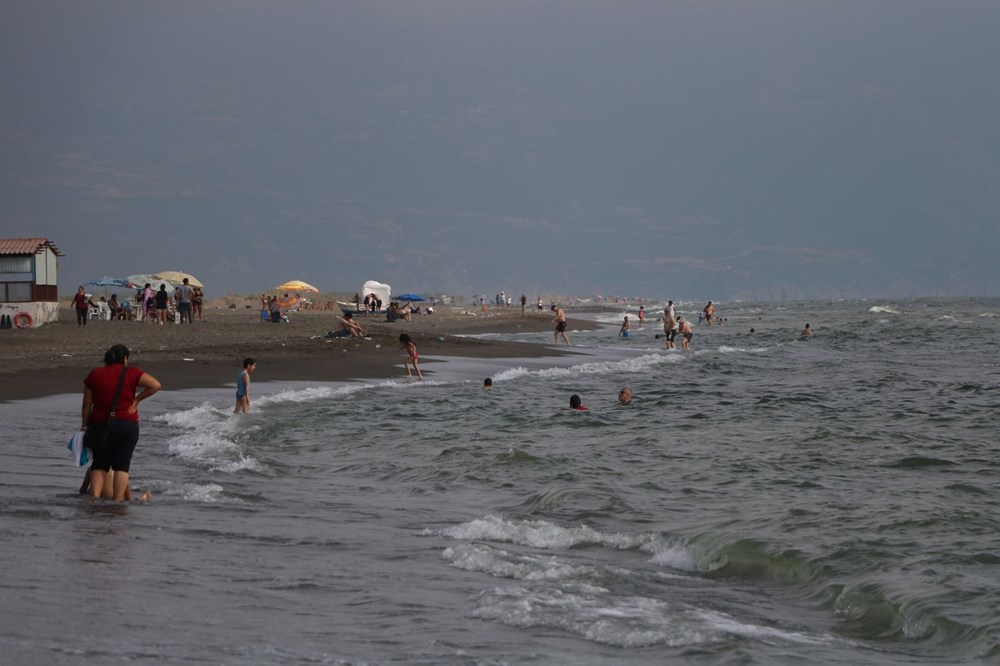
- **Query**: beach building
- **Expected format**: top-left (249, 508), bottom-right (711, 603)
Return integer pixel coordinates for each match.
top-left (0, 237), bottom-right (63, 328)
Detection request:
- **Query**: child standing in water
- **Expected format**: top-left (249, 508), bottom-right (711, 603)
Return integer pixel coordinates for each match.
top-left (619, 315), bottom-right (631, 338)
top-left (399, 334), bottom-right (423, 379)
top-left (235, 357), bottom-right (256, 413)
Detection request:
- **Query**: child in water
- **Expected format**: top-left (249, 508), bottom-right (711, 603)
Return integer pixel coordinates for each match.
top-left (235, 357), bottom-right (256, 413)
top-left (399, 334), bottom-right (423, 379)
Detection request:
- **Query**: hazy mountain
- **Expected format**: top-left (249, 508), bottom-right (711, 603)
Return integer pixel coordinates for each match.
top-left (2, 1), bottom-right (998, 299)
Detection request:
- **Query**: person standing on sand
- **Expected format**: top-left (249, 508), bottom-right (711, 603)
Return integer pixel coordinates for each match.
top-left (81, 344), bottom-right (161, 501)
top-left (678, 316), bottom-right (693, 350)
top-left (72, 286), bottom-right (90, 326)
top-left (551, 304), bottom-right (570, 345)
top-left (192, 286), bottom-right (204, 321)
top-left (155, 284), bottom-right (170, 325)
top-left (235, 357), bottom-right (256, 413)
top-left (399, 333), bottom-right (423, 379)
top-left (521, 294), bottom-right (527, 312)
top-left (703, 301), bottom-right (715, 326)
top-left (142, 283), bottom-right (155, 324)
top-left (175, 278), bottom-right (195, 324)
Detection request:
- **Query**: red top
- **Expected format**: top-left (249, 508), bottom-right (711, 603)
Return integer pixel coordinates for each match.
top-left (73, 292), bottom-right (89, 310)
top-left (84, 364), bottom-right (145, 423)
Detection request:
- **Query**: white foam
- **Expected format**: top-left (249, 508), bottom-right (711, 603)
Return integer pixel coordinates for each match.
top-left (694, 609), bottom-right (829, 645)
top-left (159, 482), bottom-right (230, 503)
top-left (442, 543), bottom-right (594, 581)
top-left (472, 586), bottom-right (707, 648)
top-left (649, 543), bottom-right (698, 571)
top-left (717, 345), bottom-right (769, 354)
top-left (491, 367), bottom-right (533, 382)
top-left (534, 354), bottom-right (682, 379)
top-left (868, 305), bottom-right (901, 314)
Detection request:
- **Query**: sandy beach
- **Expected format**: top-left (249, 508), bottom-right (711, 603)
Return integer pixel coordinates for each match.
top-left (0, 304), bottom-right (598, 402)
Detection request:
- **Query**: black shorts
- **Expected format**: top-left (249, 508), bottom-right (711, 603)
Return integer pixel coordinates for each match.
top-left (666, 329), bottom-right (677, 342)
top-left (556, 321), bottom-right (567, 333)
top-left (88, 420), bottom-right (140, 473)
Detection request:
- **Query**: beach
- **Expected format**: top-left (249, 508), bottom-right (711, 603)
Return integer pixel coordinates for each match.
top-left (0, 304), bottom-right (597, 401)
top-left (2, 298), bottom-right (999, 664)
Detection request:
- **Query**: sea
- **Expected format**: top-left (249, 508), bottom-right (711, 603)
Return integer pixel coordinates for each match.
top-left (1, 297), bottom-right (998, 665)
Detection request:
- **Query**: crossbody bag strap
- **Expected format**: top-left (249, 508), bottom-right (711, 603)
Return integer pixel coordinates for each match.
top-left (107, 365), bottom-right (129, 422)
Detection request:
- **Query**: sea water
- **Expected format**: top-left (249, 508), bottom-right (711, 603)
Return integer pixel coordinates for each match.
top-left (1, 297), bottom-right (998, 664)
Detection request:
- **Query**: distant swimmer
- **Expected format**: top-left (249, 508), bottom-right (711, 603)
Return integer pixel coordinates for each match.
top-left (551, 304), bottom-right (570, 345)
top-left (570, 394), bottom-right (588, 411)
top-left (678, 316), bottom-right (693, 350)
top-left (801, 323), bottom-right (812, 337)
top-left (483, 377), bottom-right (493, 389)
top-left (637, 306), bottom-right (645, 326)
top-left (619, 316), bottom-right (631, 338)
top-left (737, 328), bottom-right (755, 337)
top-left (617, 387), bottom-right (633, 406)
top-left (703, 301), bottom-right (715, 326)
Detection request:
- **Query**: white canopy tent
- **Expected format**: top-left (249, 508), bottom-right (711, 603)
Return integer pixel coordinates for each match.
top-left (362, 280), bottom-right (391, 305)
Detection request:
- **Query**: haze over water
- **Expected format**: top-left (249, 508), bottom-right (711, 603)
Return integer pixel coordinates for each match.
top-left (1, 297), bottom-right (998, 664)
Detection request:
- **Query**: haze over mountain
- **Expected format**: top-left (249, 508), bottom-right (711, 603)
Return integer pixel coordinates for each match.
top-left (2, 1), bottom-right (999, 300)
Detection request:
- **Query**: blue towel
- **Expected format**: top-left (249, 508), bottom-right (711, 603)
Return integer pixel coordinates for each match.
top-left (67, 431), bottom-right (89, 466)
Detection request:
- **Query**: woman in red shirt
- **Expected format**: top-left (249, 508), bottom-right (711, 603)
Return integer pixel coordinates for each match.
top-left (81, 344), bottom-right (161, 500)
top-left (72, 286), bottom-right (92, 327)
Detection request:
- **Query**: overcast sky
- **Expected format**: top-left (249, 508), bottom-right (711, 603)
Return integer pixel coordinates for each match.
top-left (2, 1), bottom-right (999, 300)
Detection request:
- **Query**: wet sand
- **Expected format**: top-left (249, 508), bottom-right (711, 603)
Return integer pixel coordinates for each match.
top-left (0, 305), bottom-right (598, 401)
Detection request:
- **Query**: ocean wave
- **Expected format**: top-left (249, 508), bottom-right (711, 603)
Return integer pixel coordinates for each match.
top-left (471, 584), bottom-right (829, 649)
top-left (442, 542), bottom-right (594, 581)
top-left (868, 306), bottom-right (901, 314)
top-left (534, 354), bottom-right (683, 378)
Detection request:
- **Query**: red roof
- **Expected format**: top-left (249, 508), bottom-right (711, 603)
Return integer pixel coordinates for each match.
top-left (0, 237), bottom-right (64, 256)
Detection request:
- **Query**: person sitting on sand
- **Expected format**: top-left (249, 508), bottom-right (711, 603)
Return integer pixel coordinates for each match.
top-left (570, 394), bottom-right (588, 411)
top-left (326, 312), bottom-right (364, 339)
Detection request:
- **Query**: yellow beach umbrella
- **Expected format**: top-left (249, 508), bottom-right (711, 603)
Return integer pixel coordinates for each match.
top-left (153, 271), bottom-right (204, 288)
top-left (276, 280), bottom-right (320, 293)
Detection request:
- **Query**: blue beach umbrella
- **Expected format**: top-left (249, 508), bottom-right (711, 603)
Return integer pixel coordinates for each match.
top-left (397, 293), bottom-right (425, 302)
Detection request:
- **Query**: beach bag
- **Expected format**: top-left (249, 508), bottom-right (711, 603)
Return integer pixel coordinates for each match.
top-left (145, 296), bottom-right (155, 309)
top-left (82, 366), bottom-right (128, 458)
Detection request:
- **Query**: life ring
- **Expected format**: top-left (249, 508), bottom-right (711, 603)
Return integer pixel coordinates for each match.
top-left (13, 311), bottom-right (33, 329)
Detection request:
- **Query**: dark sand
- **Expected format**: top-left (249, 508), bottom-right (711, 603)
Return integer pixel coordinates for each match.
top-left (0, 305), bottom-right (598, 402)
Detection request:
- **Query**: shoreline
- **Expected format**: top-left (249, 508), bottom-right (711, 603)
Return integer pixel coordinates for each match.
top-left (0, 306), bottom-right (600, 402)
